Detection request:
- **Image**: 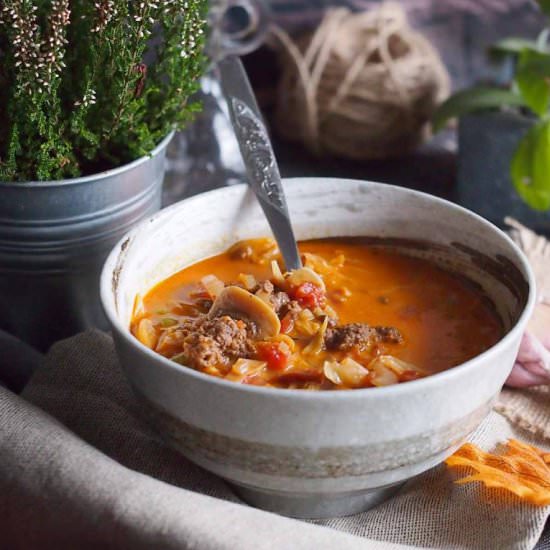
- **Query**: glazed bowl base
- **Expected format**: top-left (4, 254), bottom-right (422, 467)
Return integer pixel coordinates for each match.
top-left (229, 481), bottom-right (405, 519)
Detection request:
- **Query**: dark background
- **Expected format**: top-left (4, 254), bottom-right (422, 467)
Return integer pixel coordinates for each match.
top-left (238, 0), bottom-right (542, 200)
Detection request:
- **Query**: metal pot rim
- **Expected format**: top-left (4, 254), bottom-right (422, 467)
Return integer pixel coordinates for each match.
top-left (0, 131), bottom-right (175, 189)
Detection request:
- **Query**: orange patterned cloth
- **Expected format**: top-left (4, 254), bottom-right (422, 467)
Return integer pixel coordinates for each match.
top-left (446, 439), bottom-right (550, 506)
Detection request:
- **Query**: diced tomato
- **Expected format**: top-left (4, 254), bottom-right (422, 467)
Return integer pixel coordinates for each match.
top-left (290, 282), bottom-right (325, 309)
top-left (257, 342), bottom-right (289, 371)
top-left (280, 314), bottom-right (294, 334)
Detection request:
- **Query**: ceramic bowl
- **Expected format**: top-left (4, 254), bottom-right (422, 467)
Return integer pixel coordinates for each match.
top-left (100, 178), bottom-right (535, 519)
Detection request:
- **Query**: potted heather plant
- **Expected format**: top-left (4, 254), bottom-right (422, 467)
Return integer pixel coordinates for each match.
top-left (433, 0), bottom-right (550, 234)
top-left (0, 0), bottom-right (207, 350)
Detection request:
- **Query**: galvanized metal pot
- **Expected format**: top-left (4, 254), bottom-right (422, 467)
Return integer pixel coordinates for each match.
top-left (0, 132), bottom-right (173, 351)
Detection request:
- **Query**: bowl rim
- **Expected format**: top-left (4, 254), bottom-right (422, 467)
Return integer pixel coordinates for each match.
top-left (100, 177), bottom-right (537, 401)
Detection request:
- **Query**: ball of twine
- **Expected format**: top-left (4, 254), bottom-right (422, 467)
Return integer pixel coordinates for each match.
top-left (271, 3), bottom-right (451, 160)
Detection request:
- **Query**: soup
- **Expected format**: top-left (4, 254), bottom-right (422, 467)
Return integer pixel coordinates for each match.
top-left (131, 238), bottom-right (503, 390)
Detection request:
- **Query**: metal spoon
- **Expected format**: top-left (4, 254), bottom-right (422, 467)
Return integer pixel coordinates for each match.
top-left (216, 56), bottom-right (302, 271)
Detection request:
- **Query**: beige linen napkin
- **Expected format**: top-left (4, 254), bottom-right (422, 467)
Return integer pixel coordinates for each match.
top-left (0, 330), bottom-right (548, 550)
top-left (0, 332), bottom-right (397, 550)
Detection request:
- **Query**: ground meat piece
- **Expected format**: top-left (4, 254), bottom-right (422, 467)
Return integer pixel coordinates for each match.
top-left (325, 323), bottom-right (375, 351)
top-left (271, 291), bottom-right (290, 314)
top-left (255, 280), bottom-right (274, 294)
top-left (326, 315), bottom-right (338, 329)
top-left (195, 298), bottom-right (213, 312)
top-left (255, 280), bottom-right (291, 315)
top-left (374, 326), bottom-right (403, 344)
top-left (325, 323), bottom-right (402, 351)
top-left (279, 299), bottom-right (302, 319)
top-left (178, 315), bottom-right (255, 371)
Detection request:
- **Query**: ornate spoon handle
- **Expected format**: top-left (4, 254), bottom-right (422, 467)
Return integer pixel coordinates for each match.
top-left (217, 56), bottom-right (302, 271)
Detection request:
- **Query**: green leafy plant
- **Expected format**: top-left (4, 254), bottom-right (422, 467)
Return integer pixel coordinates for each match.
top-left (433, 0), bottom-right (550, 211)
top-left (0, 0), bottom-right (207, 182)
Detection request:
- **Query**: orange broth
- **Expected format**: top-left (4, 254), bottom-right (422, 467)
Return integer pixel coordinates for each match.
top-left (133, 238), bottom-right (503, 387)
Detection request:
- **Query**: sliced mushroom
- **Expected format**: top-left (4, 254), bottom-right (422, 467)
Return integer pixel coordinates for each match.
top-left (208, 285), bottom-right (281, 338)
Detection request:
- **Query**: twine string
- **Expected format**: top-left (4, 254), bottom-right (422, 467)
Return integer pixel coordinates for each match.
top-left (270, 3), bottom-right (450, 159)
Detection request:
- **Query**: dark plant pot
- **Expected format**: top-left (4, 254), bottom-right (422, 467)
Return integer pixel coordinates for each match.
top-left (457, 112), bottom-right (550, 236)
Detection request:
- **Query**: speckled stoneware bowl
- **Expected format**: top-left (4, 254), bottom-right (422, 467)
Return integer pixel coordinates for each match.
top-left (100, 178), bottom-right (535, 519)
